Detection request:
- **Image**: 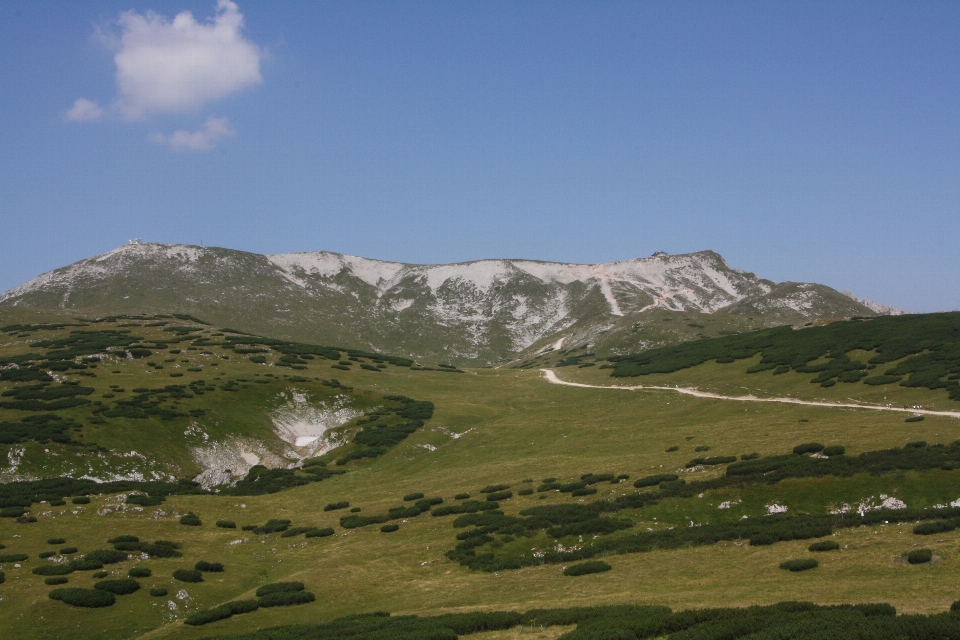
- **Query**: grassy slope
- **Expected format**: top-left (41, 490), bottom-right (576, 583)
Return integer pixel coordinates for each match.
top-left (2, 311), bottom-right (960, 638)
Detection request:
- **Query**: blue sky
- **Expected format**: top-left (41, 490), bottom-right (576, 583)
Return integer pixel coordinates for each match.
top-left (1, 1), bottom-right (959, 312)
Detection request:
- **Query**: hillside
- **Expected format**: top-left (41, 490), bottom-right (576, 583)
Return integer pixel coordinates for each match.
top-left (1, 309), bottom-right (960, 639)
top-left (0, 242), bottom-right (885, 365)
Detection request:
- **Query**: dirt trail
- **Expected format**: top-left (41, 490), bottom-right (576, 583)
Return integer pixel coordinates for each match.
top-left (541, 369), bottom-right (960, 419)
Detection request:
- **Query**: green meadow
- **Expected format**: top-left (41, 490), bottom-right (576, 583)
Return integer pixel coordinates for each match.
top-left (2, 310), bottom-right (960, 638)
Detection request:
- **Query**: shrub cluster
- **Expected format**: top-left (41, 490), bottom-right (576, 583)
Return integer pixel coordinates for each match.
top-left (49, 587), bottom-right (115, 608)
top-left (173, 569), bottom-right (203, 583)
top-left (908, 549), bottom-right (933, 564)
top-left (216, 520), bottom-right (237, 528)
top-left (185, 600), bottom-right (261, 626)
top-left (323, 501), bottom-right (349, 511)
top-left (563, 561), bottom-right (612, 576)
top-left (809, 540), bottom-right (840, 552)
top-left (94, 578), bottom-right (140, 595)
top-left (780, 558), bottom-right (819, 572)
top-left (179, 513), bottom-right (202, 526)
top-left (195, 561), bottom-right (224, 572)
top-left (634, 474), bottom-right (679, 488)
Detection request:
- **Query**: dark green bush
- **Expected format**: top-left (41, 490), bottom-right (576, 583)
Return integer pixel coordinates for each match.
top-left (195, 561), bottom-right (224, 572)
top-left (280, 527), bottom-right (314, 538)
top-left (216, 520), bottom-right (236, 528)
top-left (694, 445), bottom-right (711, 452)
top-left (259, 590), bottom-right (316, 607)
top-left (741, 452), bottom-right (760, 460)
top-left (823, 445), bottom-right (846, 457)
top-left (350, 507), bottom-right (361, 512)
top-left (809, 540), bottom-right (840, 552)
top-left (793, 443), bottom-right (825, 455)
top-left (0, 553), bottom-right (28, 562)
top-left (92, 571), bottom-right (107, 579)
top-left (108, 535), bottom-right (139, 544)
top-left (149, 587), bottom-right (167, 597)
top-left (68, 558), bottom-right (103, 571)
top-left (128, 567), bottom-right (151, 577)
top-left (906, 415), bottom-right (925, 423)
top-left (455, 493), bottom-right (470, 500)
top-left (85, 549), bottom-right (126, 564)
top-left (0, 506), bottom-right (26, 518)
top-left (914, 520), bottom-right (956, 535)
top-left (480, 484), bottom-right (511, 494)
top-left (47, 537), bottom-right (66, 544)
top-left (32, 564), bottom-right (74, 576)
top-left (0, 571), bottom-right (4, 584)
top-left (518, 488), bottom-right (534, 496)
top-left (94, 578), bottom-right (140, 595)
top-left (780, 558), bottom-right (819, 572)
top-left (71, 497), bottom-right (90, 504)
top-left (633, 474), bottom-right (678, 488)
top-left (59, 547), bottom-right (77, 555)
top-left (179, 513), bottom-right (202, 526)
top-left (45, 576), bottom-right (68, 585)
top-left (908, 549), bottom-right (933, 564)
top-left (403, 492), bottom-right (425, 501)
top-left (305, 527), bottom-right (335, 538)
top-left (49, 587), bottom-right (115, 608)
top-left (229, 599), bottom-right (260, 614)
top-left (486, 490), bottom-right (513, 502)
top-left (39, 550), bottom-right (55, 559)
top-left (323, 501), bottom-right (349, 511)
top-left (173, 569), bottom-right (203, 583)
top-left (666, 445), bottom-right (679, 452)
top-left (381, 524), bottom-right (400, 532)
top-left (256, 581), bottom-right (304, 597)
top-left (253, 519), bottom-right (291, 534)
top-left (185, 605), bottom-right (233, 626)
top-left (572, 487), bottom-right (598, 497)
top-left (563, 561), bottom-right (612, 576)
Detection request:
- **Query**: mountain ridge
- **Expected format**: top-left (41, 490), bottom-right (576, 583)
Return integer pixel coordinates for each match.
top-left (0, 241), bottom-right (896, 364)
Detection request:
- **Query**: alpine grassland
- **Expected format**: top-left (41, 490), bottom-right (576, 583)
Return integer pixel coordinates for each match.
top-left (2, 308), bottom-right (960, 638)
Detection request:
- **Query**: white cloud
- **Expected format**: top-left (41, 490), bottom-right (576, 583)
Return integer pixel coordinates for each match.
top-left (65, 98), bottom-right (105, 122)
top-left (112, 0), bottom-right (261, 119)
top-left (150, 116), bottom-right (236, 151)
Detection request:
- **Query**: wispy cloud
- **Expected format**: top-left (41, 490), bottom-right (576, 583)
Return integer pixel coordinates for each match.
top-left (65, 98), bottom-right (105, 122)
top-left (150, 116), bottom-right (236, 151)
top-left (113, 0), bottom-right (261, 119)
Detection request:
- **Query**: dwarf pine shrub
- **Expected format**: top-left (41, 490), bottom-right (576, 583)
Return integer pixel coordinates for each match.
top-left (809, 540), bottom-right (840, 552)
top-left (173, 569), bottom-right (203, 583)
top-left (255, 582), bottom-right (304, 597)
top-left (149, 587), bottom-right (167, 597)
top-left (215, 520), bottom-right (236, 529)
top-left (195, 561), bottom-right (224, 572)
top-left (633, 474), bottom-right (678, 488)
top-left (779, 558), bottom-right (818, 572)
top-left (49, 587), bottom-right (115, 608)
top-left (59, 547), bottom-right (77, 555)
top-left (128, 567), bottom-right (151, 577)
top-left (179, 513), bottom-right (202, 526)
top-left (94, 579), bottom-right (140, 595)
top-left (47, 537), bottom-right (66, 545)
top-left (563, 561), bottom-right (612, 576)
top-left (381, 524), bottom-right (400, 533)
top-left (323, 501), bottom-right (349, 511)
top-left (45, 576), bottom-right (68, 585)
top-left (908, 549), bottom-right (933, 564)
top-left (403, 492), bottom-right (425, 501)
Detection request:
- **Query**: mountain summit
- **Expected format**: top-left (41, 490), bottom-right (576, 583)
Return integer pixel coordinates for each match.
top-left (0, 242), bottom-right (889, 363)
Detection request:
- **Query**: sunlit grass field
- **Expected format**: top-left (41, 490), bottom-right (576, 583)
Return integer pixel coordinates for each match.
top-left (1, 309), bottom-right (960, 638)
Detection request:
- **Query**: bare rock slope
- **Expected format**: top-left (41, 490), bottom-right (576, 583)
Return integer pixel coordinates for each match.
top-left (0, 242), bottom-right (888, 364)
